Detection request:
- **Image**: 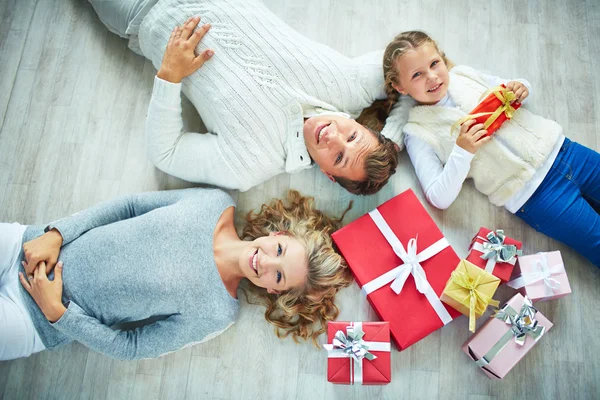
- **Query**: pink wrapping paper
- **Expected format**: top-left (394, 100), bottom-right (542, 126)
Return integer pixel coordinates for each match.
top-left (461, 293), bottom-right (553, 379)
top-left (508, 251), bottom-right (571, 303)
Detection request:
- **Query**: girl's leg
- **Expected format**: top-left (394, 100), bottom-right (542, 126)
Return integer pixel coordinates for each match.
top-left (0, 223), bottom-right (46, 360)
top-left (562, 140), bottom-right (600, 208)
top-left (517, 141), bottom-right (600, 266)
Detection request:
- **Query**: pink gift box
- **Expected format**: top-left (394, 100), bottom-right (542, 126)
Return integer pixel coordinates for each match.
top-left (461, 293), bottom-right (553, 380)
top-left (507, 251), bottom-right (571, 303)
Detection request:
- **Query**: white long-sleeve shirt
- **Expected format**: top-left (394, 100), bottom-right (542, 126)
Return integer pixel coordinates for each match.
top-left (404, 72), bottom-right (564, 213)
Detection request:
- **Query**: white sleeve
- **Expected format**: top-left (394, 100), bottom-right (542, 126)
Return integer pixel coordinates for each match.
top-left (145, 76), bottom-right (243, 190)
top-left (404, 134), bottom-right (474, 209)
top-left (477, 71), bottom-right (532, 105)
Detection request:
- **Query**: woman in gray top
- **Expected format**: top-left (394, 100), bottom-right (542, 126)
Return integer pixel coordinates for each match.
top-left (0, 188), bottom-right (352, 361)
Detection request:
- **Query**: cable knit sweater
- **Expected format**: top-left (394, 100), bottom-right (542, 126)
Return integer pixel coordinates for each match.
top-left (138, 0), bottom-right (408, 191)
top-left (403, 65), bottom-right (563, 207)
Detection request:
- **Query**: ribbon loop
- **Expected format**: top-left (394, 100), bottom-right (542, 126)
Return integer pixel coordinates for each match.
top-left (493, 296), bottom-right (545, 346)
top-left (449, 270), bottom-right (499, 332)
top-left (507, 254), bottom-right (564, 295)
top-left (480, 230), bottom-right (522, 263)
top-left (363, 209), bottom-right (453, 326)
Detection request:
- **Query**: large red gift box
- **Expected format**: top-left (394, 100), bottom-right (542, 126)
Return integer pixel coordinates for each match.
top-left (324, 321), bottom-right (391, 385)
top-left (467, 84), bottom-right (522, 136)
top-left (466, 227), bottom-right (522, 283)
top-left (332, 189), bottom-right (461, 350)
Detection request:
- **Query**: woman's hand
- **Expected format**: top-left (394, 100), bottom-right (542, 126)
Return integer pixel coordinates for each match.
top-left (157, 16), bottom-right (214, 83)
top-left (19, 261), bottom-right (66, 323)
top-left (505, 81), bottom-right (529, 103)
top-left (22, 228), bottom-right (63, 277)
top-left (456, 119), bottom-right (492, 154)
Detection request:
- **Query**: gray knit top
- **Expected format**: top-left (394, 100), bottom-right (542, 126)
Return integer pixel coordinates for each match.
top-left (19, 188), bottom-right (239, 360)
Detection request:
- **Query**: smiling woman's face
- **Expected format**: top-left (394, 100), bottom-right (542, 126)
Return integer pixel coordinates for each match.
top-left (303, 115), bottom-right (379, 182)
top-left (239, 232), bottom-right (308, 294)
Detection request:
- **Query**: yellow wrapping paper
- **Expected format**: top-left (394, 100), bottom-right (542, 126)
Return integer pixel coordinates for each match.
top-left (440, 260), bottom-right (500, 332)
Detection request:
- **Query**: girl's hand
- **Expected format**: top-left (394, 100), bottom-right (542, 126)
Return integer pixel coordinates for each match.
top-left (456, 119), bottom-right (492, 154)
top-left (157, 16), bottom-right (214, 83)
top-left (22, 229), bottom-right (63, 278)
top-left (19, 261), bottom-right (66, 323)
top-left (505, 81), bottom-right (529, 103)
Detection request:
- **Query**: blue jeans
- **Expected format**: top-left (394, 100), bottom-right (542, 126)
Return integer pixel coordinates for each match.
top-left (516, 138), bottom-right (600, 267)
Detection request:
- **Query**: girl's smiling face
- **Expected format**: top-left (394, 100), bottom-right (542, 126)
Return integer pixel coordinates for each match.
top-left (392, 43), bottom-right (450, 105)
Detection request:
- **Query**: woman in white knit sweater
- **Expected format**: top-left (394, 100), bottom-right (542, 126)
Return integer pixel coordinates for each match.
top-left (369, 31), bottom-right (600, 266)
top-left (88, 0), bottom-right (410, 195)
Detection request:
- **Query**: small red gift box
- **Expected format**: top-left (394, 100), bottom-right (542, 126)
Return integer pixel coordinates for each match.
top-left (332, 189), bottom-right (461, 350)
top-left (467, 84), bottom-right (522, 136)
top-left (466, 227), bottom-right (522, 284)
top-left (324, 321), bottom-right (391, 385)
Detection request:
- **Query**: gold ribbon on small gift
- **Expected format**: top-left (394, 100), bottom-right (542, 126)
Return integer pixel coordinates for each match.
top-left (323, 322), bottom-right (391, 385)
top-left (449, 269), bottom-right (499, 332)
top-left (472, 296), bottom-right (546, 368)
top-left (472, 230), bottom-right (522, 273)
top-left (451, 86), bottom-right (518, 134)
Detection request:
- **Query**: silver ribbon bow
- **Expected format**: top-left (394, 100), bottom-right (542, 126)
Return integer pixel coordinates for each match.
top-left (474, 296), bottom-right (546, 368)
top-left (493, 296), bottom-right (546, 346)
top-left (328, 326), bottom-right (377, 364)
top-left (480, 230), bottom-right (522, 263)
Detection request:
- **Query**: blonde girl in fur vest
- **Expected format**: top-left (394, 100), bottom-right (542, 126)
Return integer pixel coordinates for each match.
top-left (362, 31), bottom-right (600, 266)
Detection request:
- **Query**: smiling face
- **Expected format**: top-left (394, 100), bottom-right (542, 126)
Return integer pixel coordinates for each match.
top-left (303, 115), bottom-right (379, 182)
top-left (240, 232), bottom-right (308, 294)
top-left (392, 43), bottom-right (450, 105)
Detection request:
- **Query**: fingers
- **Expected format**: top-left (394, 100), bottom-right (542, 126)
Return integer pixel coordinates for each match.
top-left (54, 262), bottom-right (64, 284)
top-left (192, 49), bottom-right (214, 69)
top-left (460, 119), bottom-right (476, 134)
top-left (514, 87), bottom-right (528, 103)
top-left (189, 23), bottom-right (211, 48)
top-left (466, 123), bottom-right (486, 137)
top-left (475, 136), bottom-right (493, 149)
top-left (34, 261), bottom-right (48, 280)
top-left (19, 272), bottom-right (32, 293)
top-left (181, 16), bottom-right (201, 40)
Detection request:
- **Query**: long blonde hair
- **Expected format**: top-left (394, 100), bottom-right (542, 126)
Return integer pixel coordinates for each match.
top-left (241, 190), bottom-right (353, 345)
top-left (357, 31), bottom-right (452, 132)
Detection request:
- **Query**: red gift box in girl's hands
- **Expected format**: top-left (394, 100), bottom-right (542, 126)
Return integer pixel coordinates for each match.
top-left (465, 84), bottom-right (522, 136)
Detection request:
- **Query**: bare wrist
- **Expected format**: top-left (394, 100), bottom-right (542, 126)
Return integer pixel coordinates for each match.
top-left (46, 303), bottom-right (67, 323)
top-left (157, 69), bottom-right (182, 83)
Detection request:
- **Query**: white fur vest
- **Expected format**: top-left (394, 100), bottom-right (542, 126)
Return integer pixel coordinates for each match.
top-left (404, 65), bottom-right (563, 206)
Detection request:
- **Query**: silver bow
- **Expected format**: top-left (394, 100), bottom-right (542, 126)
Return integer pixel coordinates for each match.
top-left (493, 296), bottom-right (546, 346)
top-left (473, 296), bottom-right (547, 368)
top-left (480, 230), bottom-right (522, 263)
top-left (328, 326), bottom-right (376, 364)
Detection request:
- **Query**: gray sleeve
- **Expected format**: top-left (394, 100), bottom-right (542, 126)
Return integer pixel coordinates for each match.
top-left (48, 189), bottom-right (196, 245)
top-left (51, 301), bottom-right (193, 360)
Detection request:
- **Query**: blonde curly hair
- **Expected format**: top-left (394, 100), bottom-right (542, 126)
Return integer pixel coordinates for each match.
top-left (241, 190), bottom-right (353, 345)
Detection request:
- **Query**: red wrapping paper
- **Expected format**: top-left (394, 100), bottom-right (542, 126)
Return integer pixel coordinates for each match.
top-left (467, 84), bottom-right (522, 136)
top-left (326, 321), bottom-right (391, 385)
top-left (466, 227), bottom-right (522, 284)
top-left (332, 189), bottom-right (461, 350)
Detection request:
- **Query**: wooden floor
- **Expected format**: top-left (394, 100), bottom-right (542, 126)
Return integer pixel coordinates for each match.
top-left (1, 0), bottom-right (599, 399)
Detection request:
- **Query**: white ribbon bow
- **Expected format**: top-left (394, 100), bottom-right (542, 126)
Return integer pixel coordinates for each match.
top-left (507, 255), bottom-right (563, 295)
top-left (360, 209), bottom-right (453, 325)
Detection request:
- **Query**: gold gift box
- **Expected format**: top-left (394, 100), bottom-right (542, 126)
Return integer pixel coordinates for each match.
top-left (441, 260), bottom-right (500, 332)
